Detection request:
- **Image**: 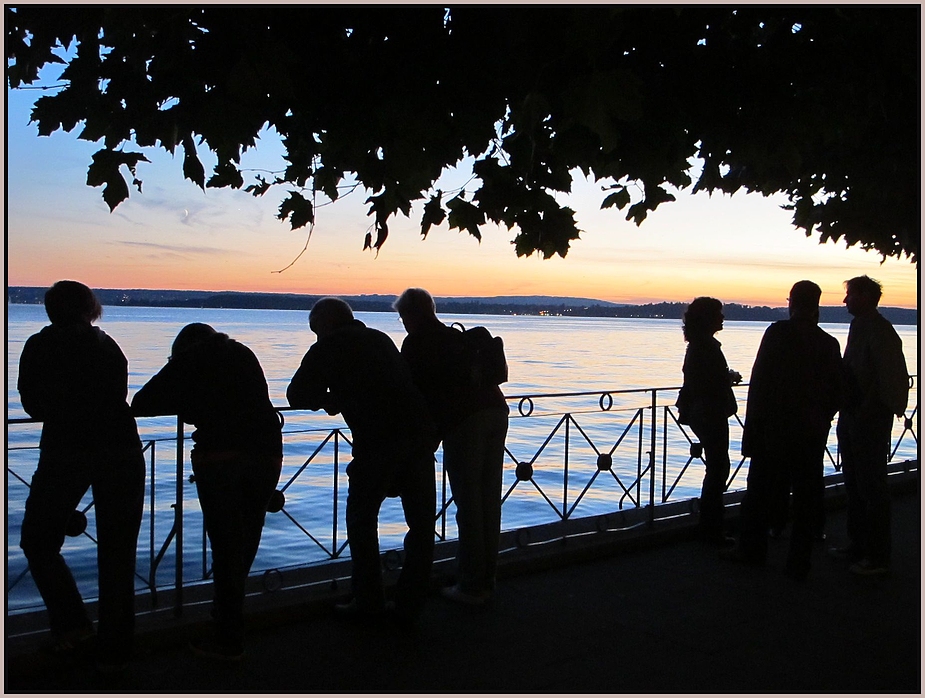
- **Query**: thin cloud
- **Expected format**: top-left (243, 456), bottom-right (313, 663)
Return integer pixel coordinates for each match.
top-left (114, 240), bottom-right (233, 256)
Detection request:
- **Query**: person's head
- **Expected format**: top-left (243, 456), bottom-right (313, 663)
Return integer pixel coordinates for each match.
top-left (44, 280), bottom-right (102, 325)
top-left (309, 297), bottom-right (354, 338)
top-left (788, 280), bottom-right (822, 322)
top-left (393, 287), bottom-right (437, 333)
top-left (682, 297), bottom-right (724, 341)
top-left (844, 275), bottom-right (882, 317)
top-left (171, 323), bottom-right (217, 359)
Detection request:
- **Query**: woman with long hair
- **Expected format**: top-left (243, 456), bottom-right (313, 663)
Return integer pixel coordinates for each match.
top-left (676, 297), bottom-right (741, 545)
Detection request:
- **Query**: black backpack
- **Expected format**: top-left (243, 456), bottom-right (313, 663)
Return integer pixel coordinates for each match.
top-left (449, 322), bottom-right (508, 388)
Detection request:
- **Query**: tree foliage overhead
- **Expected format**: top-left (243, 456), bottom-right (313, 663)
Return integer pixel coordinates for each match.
top-left (6, 6), bottom-right (920, 263)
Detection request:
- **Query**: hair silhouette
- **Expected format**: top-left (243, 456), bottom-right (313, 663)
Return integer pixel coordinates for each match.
top-left (682, 296), bottom-right (722, 342)
top-left (44, 280), bottom-right (102, 325)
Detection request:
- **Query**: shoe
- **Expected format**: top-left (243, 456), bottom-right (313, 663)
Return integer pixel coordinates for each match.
top-left (719, 545), bottom-right (765, 566)
top-left (849, 559), bottom-right (889, 577)
top-left (334, 598), bottom-right (393, 620)
top-left (42, 624), bottom-right (96, 658)
top-left (702, 534), bottom-right (736, 549)
top-left (440, 584), bottom-right (490, 607)
top-left (189, 636), bottom-right (245, 662)
top-left (828, 544), bottom-right (862, 561)
top-left (95, 658), bottom-right (128, 675)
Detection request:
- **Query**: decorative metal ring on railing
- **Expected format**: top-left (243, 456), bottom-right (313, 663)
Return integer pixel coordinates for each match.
top-left (383, 549), bottom-right (402, 571)
top-left (517, 397), bottom-right (535, 417)
top-left (263, 568), bottom-right (282, 592)
top-left (266, 489), bottom-right (285, 513)
top-left (65, 510), bottom-right (87, 537)
top-left (596, 453), bottom-right (613, 471)
top-left (599, 392), bottom-right (613, 411)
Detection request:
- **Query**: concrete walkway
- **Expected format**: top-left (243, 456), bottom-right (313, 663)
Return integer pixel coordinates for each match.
top-left (5, 483), bottom-right (920, 693)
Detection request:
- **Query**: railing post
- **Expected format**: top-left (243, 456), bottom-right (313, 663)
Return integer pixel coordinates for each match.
top-left (333, 431), bottom-right (340, 556)
top-left (648, 389), bottom-right (657, 528)
top-left (149, 441), bottom-right (156, 597)
top-left (563, 416), bottom-right (570, 522)
top-left (174, 416), bottom-right (184, 617)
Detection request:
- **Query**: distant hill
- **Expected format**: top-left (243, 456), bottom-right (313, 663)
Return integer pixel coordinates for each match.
top-left (6, 287), bottom-right (918, 326)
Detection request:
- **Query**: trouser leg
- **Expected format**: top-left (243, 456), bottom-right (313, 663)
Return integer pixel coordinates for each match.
top-left (345, 462), bottom-right (388, 612)
top-left (20, 452), bottom-right (93, 636)
top-left (768, 466), bottom-right (792, 533)
top-left (479, 411), bottom-right (507, 590)
top-left (443, 420), bottom-right (486, 594)
top-left (92, 448), bottom-right (145, 661)
top-left (738, 454), bottom-right (774, 561)
top-left (394, 452), bottom-right (436, 618)
top-left (693, 419), bottom-right (730, 538)
top-left (786, 444), bottom-right (825, 579)
top-left (193, 452), bottom-right (280, 645)
top-left (839, 419), bottom-right (865, 555)
top-left (239, 456), bottom-right (282, 585)
top-left (444, 410), bottom-right (507, 594)
top-left (839, 411), bottom-right (893, 564)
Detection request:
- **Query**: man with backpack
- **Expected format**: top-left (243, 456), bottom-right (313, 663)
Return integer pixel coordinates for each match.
top-left (394, 288), bottom-right (510, 606)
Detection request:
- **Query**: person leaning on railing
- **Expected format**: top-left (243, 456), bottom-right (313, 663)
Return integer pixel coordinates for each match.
top-left (287, 297), bottom-right (439, 626)
top-left (132, 323), bottom-right (283, 662)
top-left (17, 280), bottom-right (146, 673)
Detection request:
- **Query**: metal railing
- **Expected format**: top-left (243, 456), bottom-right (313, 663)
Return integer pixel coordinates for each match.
top-left (6, 379), bottom-right (918, 621)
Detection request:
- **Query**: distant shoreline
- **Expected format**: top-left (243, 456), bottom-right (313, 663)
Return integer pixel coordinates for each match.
top-left (6, 287), bottom-right (919, 326)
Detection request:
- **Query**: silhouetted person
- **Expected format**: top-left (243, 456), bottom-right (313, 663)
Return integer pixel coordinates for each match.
top-left (287, 298), bottom-right (438, 623)
top-left (833, 275), bottom-right (909, 576)
top-left (394, 288), bottom-right (509, 606)
top-left (132, 323), bottom-right (282, 660)
top-left (676, 296), bottom-right (741, 545)
top-left (725, 281), bottom-right (843, 580)
top-left (17, 280), bottom-right (145, 672)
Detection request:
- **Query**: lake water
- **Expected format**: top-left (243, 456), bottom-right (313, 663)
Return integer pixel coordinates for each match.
top-left (6, 303), bottom-right (919, 611)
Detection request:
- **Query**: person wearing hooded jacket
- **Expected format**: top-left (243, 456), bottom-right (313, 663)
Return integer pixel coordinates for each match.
top-left (132, 323), bottom-right (282, 661)
top-left (17, 280), bottom-right (145, 671)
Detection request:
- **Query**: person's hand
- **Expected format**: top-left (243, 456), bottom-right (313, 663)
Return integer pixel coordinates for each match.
top-left (729, 369), bottom-right (743, 385)
top-left (322, 400), bottom-right (341, 416)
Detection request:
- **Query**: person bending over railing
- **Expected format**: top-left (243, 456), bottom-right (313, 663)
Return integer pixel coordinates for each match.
top-left (132, 323), bottom-right (282, 662)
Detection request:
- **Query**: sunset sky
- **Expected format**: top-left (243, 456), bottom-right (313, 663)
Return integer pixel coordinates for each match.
top-left (6, 78), bottom-right (919, 309)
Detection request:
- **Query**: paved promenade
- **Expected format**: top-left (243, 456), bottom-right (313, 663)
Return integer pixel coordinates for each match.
top-left (5, 481), bottom-right (920, 694)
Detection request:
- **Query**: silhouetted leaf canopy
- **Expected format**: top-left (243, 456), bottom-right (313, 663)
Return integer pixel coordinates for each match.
top-left (6, 6), bottom-right (919, 262)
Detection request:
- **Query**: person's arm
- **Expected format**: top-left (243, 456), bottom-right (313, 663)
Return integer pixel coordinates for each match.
top-left (17, 335), bottom-right (48, 420)
top-left (741, 326), bottom-right (778, 456)
top-left (287, 347), bottom-right (332, 412)
top-left (131, 361), bottom-right (183, 417)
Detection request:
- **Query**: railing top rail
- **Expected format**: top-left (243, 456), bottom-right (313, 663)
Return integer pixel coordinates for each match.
top-left (6, 374), bottom-right (917, 425)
